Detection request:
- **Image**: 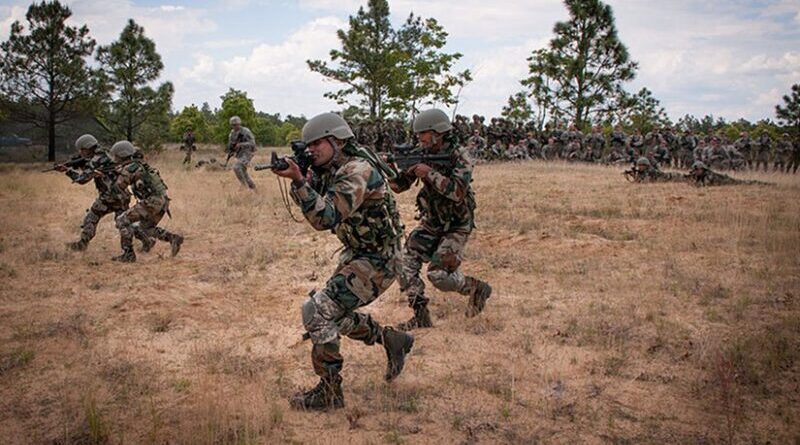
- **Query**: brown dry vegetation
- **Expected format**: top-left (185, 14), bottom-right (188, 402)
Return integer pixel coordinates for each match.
top-left (1, 146), bottom-right (799, 444)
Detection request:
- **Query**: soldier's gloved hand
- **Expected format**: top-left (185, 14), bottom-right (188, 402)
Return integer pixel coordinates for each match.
top-left (408, 163), bottom-right (432, 179)
top-left (273, 158), bottom-right (303, 182)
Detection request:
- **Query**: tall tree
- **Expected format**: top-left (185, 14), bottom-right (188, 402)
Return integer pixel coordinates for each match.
top-left (775, 84), bottom-right (800, 135)
top-left (307, 0), bottom-right (398, 120)
top-left (391, 14), bottom-right (471, 118)
top-left (614, 87), bottom-right (670, 131)
top-left (170, 104), bottom-right (209, 142)
top-left (308, 0), bottom-right (468, 121)
top-left (214, 88), bottom-right (261, 144)
top-left (522, 0), bottom-right (637, 129)
top-left (96, 19), bottom-right (172, 142)
top-left (0, 1), bottom-right (98, 161)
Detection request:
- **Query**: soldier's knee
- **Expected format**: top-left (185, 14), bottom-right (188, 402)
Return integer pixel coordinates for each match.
top-left (301, 293), bottom-right (341, 345)
top-left (115, 214), bottom-right (130, 229)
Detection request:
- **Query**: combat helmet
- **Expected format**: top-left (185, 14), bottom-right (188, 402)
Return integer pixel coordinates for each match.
top-left (636, 157), bottom-right (651, 167)
top-left (229, 116), bottom-right (242, 125)
top-left (75, 134), bottom-right (98, 151)
top-left (110, 141), bottom-right (136, 160)
top-left (691, 161), bottom-right (707, 171)
top-left (301, 112), bottom-right (354, 144)
top-left (413, 109), bottom-right (452, 133)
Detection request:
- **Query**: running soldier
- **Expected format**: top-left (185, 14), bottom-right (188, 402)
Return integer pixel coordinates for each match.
top-left (390, 109), bottom-right (493, 331)
top-left (227, 116), bottom-right (257, 189)
top-left (271, 113), bottom-right (414, 411)
top-left (110, 141), bottom-right (184, 262)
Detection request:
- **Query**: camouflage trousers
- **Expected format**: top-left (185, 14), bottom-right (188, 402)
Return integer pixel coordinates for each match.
top-left (79, 197), bottom-right (149, 246)
top-left (233, 148), bottom-right (256, 189)
top-left (115, 196), bottom-right (178, 251)
top-left (303, 250), bottom-right (400, 378)
top-left (399, 227), bottom-right (479, 309)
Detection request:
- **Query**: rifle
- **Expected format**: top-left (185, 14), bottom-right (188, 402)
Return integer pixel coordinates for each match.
top-left (385, 144), bottom-right (454, 172)
top-left (41, 155), bottom-right (87, 173)
top-left (623, 168), bottom-right (640, 182)
top-left (71, 164), bottom-right (118, 184)
top-left (253, 140), bottom-right (312, 175)
top-left (224, 132), bottom-right (246, 167)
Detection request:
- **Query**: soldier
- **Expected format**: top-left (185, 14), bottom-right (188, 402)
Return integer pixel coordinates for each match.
top-left (774, 133), bottom-right (793, 173)
top-left (755, 131), bottom-right (772, 172)
top-left (390, 109), bottom-right (492, 331)
top-left (228, 116), bottom-right (257, 189)
top-left (58, 134), bottom-right (152, 252)
top-left (270, 113), bottom-right (413, 411)
top-left (627, 157), bottom-right (687, 183)
top-left (679, 129), bottom-right (698, 168)
top-left (110, 141), bottom-right (184, 263)
top-left (629, 128), bottom-right (645, 158)
top-left (734, 131), bottom-right (752, 169)
top-left (585, 126), bottom-right (605, 163)
top-left (181, 129), bottom-right (196, 165)
top-left (688, 161), bottom-right (771, 187)
top-left (706, 137), bottom-right (731, 170)
top-left (525, 131), bottom-right (543, 159)
top-left (466, 129), bottom-right (486, 159)
top-left (790, 137), bottom-right (800, 174)
top-left (653, 139), bottom-right (671, 168)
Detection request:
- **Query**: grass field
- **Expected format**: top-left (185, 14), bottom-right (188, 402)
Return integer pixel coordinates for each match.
top-left (0, 145), bottom-right (798, 444)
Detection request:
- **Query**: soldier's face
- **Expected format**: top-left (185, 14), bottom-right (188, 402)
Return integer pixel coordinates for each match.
top-left (231, 123), bottom-right (241, 132)
top-left (307, 138), bottom-right (335, 166)
top-left (417, 130), bottom-right (441, 151)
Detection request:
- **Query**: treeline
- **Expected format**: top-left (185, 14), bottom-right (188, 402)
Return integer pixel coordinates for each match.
top-left (169, 89), bottom-right (305, 147)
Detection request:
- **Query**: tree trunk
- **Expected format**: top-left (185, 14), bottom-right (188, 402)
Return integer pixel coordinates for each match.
top-left (47, 110), bottom-right (56, 162)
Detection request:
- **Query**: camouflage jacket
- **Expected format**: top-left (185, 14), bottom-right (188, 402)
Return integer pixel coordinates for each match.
top-left (66, 151), bottom-right (130, 203)
top-left (228, 127), bottom-right (256, 153)
top-left (635, 168), bottom-right (687, 183)
top-left (392, 134), bottom-right (476, 233)
top-left (290, 142), bottom-right (403, 258)
top-left (691, 170), bottom-right (768, 187)
top-left (113, 160), bottom-right (168, 201)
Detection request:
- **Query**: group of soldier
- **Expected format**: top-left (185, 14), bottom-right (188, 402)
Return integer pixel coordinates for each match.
top-left (340, 115), bottom-right (800, 175)
top-left (52, 109), bottom-right (493, 413)
top-left (52, 135), bottom-right (183, 262)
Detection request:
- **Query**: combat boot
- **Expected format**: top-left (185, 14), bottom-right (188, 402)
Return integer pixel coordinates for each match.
top-left (397, 305), bottom-right (433, 331)
top-left (67, 239), bottom-right (88, 252)
top-left (140, 237), bottom-right (156, 253)
top-left (289, 375), bottom-right (344, 411)
top-left (465, 279), bottom-right (492, 318)
top-left (381, 327), bottom-right (414, 382)
top-left (170, 234), bottom-right (184, 257)
top-left (112, 248), bottom-right (136, 263)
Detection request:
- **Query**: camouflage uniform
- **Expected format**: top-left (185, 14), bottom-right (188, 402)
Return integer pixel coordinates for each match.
top-left (229, 126), bottom-right (257, 189)
top-left (774, 135), bottom-right (793, 172)
top-left (755, 133), bottom-right (771, 172)
top-left (392, 131), bottom-right (490, 327)
top-left (689, 162), bottom-right (771, 187)
top-left (112, 150), bottom-right (183, 262)
top-left (790, 139), bottom-right (800, 174)
top-left (628, 157), bottom-right (687, 183)
top-left (291, 142), bottom-right (406, 375)
top-left (181, 131), bottom-right (196, 165)
top-left (64, 147), bottom-right (150, 251)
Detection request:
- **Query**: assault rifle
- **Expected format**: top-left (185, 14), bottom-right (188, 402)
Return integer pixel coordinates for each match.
top-left (41, 155), bottom-right (88, 173)
top-left (253, 140), bottom-right (312, 176)
top-left (386, 144), bottom-right (453, 172)
top-left (623, 167), bottom-right (641, 182)
top-left (224, 132), bottom-right (246, 167)
top-left (71, 164), bottom-right (118, 184)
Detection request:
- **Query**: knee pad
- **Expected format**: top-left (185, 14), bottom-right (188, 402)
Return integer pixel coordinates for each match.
top-left (427, 268), bottom-right (464, 292)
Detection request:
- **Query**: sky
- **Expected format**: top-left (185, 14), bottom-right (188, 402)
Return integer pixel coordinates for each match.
top-left (1, 0), bottom-right (799, 122)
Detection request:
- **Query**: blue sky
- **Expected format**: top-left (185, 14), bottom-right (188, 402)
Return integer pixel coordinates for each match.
top-left (2, 0), bottom-right (799, 122)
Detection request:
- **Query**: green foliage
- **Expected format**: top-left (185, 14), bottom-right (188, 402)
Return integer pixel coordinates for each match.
top-left (613, 88), bottom-right (671, 132)
top-left (308, 0), bottom-right (468, 120)
top-left (170, 104), bottom-right (210, 142)
top-left (0, 0), bottom-right (99, 161)
top-left (96, 19), bottom-right (172, 144)
top-left (775, 83), bottom-right (800, 135)
top-left (501, 92), bottom-right (533, 124)
top-left (522, 0), bottom-right (637, 128)
top-left (214, 88), bottom-right (261, 145)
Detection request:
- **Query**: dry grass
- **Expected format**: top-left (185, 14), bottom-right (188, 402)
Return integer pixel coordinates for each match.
top-left (1, 146), bottom-right (799, 444)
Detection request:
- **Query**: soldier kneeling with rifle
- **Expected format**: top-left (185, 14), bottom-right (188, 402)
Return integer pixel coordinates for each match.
top-left (269, 112), bottom-right (414, 411)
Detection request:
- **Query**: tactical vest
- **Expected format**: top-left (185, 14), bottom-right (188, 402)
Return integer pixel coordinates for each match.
top-left (416, 139), bottom-right (476, 232)
top-left (129, 161), bottom-right (168, 200)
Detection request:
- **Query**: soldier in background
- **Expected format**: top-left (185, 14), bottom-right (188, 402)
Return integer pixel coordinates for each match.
top-left (688, 161), bottom-right (772, 187)
top-left (228, 116), bottom-right (257, 189)
top-left (181, 129), bottom-right (196, 165)
top-left (755, 131), bottom-right (772, 172)
top-left (774, 133), bottom-right (793, 172)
